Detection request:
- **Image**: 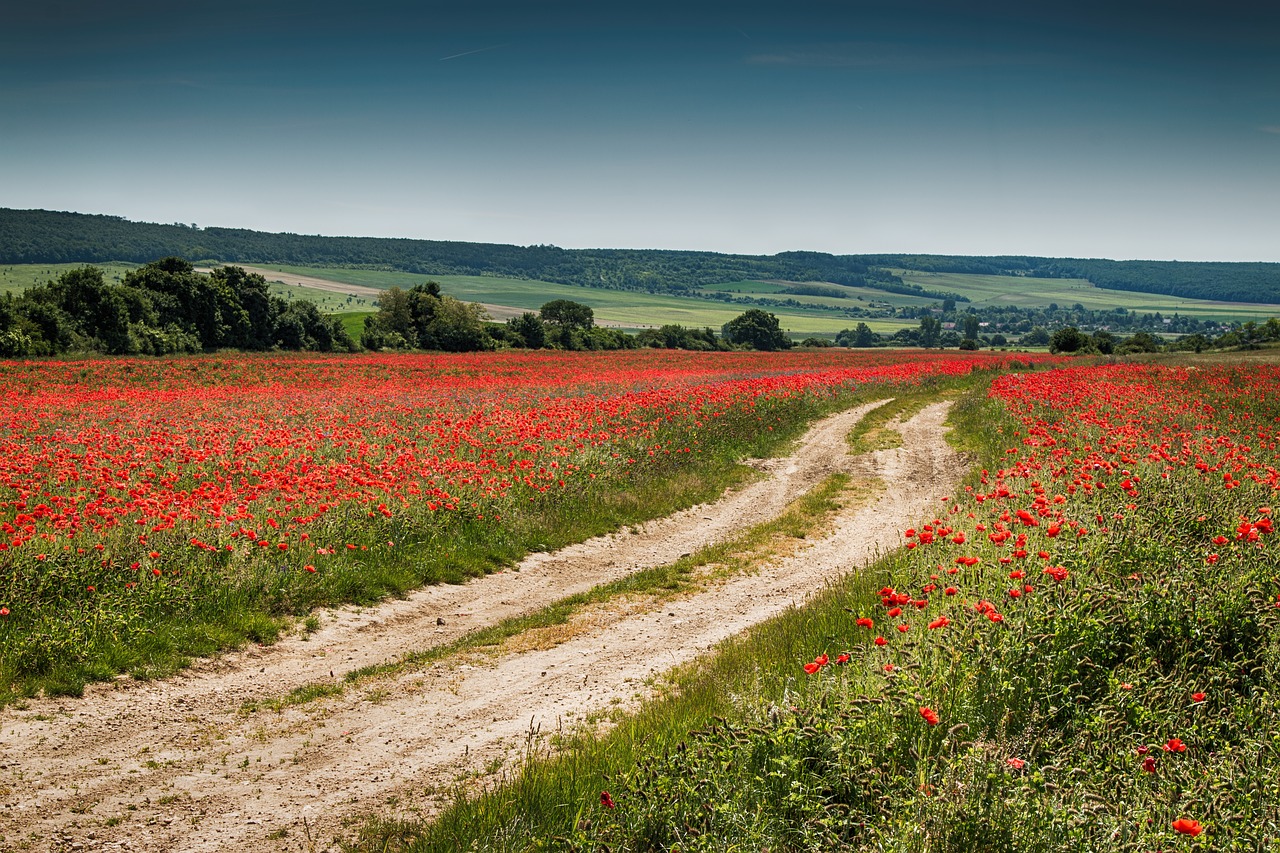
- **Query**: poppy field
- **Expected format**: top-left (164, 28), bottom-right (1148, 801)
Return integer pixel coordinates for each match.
top-left (388, 357), bottom-right (1280, 852)
top-left (0, 349), bottom-right (1043, 703)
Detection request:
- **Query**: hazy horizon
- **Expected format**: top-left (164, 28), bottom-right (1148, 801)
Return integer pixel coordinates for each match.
top-left (4, 1), bottom-right (1277, 262)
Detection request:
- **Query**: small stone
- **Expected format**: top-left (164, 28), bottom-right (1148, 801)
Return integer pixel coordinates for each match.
top-left (436, 617), bottom-right (445, 626)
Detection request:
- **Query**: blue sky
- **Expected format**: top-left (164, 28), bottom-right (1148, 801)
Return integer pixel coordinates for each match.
top-left (2, 1), bottom-right (1277, 260)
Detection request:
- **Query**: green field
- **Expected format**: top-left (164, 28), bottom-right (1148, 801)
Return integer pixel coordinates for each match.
top-left (249, 264), bottom-right (906, 336)
top-left (265, 281), bottom-right (378, 313)
top-left (893, 269), bottom-right (1280, 321)
top-left (333, 310), bottom-right (375, 341)
top-left (0, 262), bottom-right (138, 295)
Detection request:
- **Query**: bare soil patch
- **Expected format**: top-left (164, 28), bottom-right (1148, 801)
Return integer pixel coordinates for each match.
top-left (0, 401), bottom-right (964, 852)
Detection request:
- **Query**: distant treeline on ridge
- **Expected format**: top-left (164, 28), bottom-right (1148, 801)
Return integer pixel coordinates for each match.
top-left (2, 208), bottom-right (1278, 304)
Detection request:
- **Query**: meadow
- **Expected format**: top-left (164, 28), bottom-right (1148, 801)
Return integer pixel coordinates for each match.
top-left (0, 349), bottom-right (1041, 705)
top-left (349, 353), bottom-right (1280, 851)
top-left (0, 262), bottom-right (138, 295)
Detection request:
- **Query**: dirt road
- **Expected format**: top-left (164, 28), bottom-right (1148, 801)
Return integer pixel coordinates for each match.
top-left (0, 401), bottom-right (964, 852)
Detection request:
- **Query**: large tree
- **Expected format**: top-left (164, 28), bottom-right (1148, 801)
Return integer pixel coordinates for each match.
top-left (722, 309), bottom-right (791, 351)
top-left (540, 299), bottom-right (594, 331)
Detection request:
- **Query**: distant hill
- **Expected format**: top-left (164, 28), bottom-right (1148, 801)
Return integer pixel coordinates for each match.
top-left (3, 208), bottom-right (1278, 304)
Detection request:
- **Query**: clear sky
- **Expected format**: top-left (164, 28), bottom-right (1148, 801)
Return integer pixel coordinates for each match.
top-left (3, 1), bottom-right (1277, 260)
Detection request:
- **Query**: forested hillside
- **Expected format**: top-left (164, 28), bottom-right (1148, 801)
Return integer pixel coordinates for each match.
top-left (3, 208), bottom-right (1279, 304)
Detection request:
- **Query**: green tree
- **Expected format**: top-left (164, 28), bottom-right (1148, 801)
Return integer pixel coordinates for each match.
top-left (1118, 331), bottom-right (1163, 354)
top-left (918, 315), bottom-right (942, 348)
top-left (1021, 327), bottom-right (1051, 347)
top-left (961, 312), bottom-right (980, 340)
top-left (1049, 326), bottom-right (1088, 354)
top-left (722, 309), bottom-right (791, 351)
top-left (540, 300), bottom-right (594, 331)
top-left (508, 312), bottom-right (547, 348)
top-left (419, 296), bottom-right (494, 352)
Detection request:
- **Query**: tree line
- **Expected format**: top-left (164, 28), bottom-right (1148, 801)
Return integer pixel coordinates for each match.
top-left (0, 259), bottom-right (353, 356)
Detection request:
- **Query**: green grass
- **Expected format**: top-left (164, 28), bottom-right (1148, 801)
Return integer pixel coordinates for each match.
top-left (333, 310), bottom-right (376, 341)
top-left (265, 282), bottom-right (378, 313)
top-left (0, 262), bottom-right (138, 295)
top-left (844, 390), bottom-right (958, 454)
top-left (894, 268), bottom-right (1280, 321)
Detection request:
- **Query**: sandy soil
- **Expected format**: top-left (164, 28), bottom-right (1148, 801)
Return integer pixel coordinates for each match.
top-left (0, 401), bottom-right (965, 852)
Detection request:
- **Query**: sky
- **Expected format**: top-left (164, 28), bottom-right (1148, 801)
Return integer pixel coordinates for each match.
top-left (2, 0), bottom-right (1278, 261)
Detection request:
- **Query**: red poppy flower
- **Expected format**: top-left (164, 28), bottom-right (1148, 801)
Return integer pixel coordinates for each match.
top-left (835, 653), bottom-right (850, 665)
top-left (1163, 738), bottom-right (1187, 753)
top-left (919, 707), bottom-right (939, 726)
top-left (874, 636), bottom-right (888, 646)
top-left (803, 662), bottom-right (821, 675)
top-left (1005, 757), bottom-right (1025, 770)
top-left (856, 617), bottom-right (874, 629)
top-left (897, 623), bottom-right (910, 633)
top-left (887, 606), bottom-right (902, 618)
top-left (1192, 691), bottom-right (1206, 702)
top-left (1172, 818), bottom-right (1202, 837)
top-left (927, 616), bottom-right (950, 630)
top-left (1142, 756), bottom-right (1157, 773)
top-left (600, 791), bottom-right (616, 809)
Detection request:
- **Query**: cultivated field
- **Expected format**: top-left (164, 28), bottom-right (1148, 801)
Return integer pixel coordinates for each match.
top-left (894, 268), bottom-right (1280, 321)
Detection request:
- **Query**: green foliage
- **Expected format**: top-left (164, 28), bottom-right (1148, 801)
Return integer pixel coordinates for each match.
top-left (722, 309), bottom-right (792, 351)
top-left (918, 315), bottom-right (942, 348)
top-left (836, 322), bottom-right (879, 348)
top-left (507, 312), bottom-right (546, 348)
top-left (0, 260), bottom-right (351, 355)
top-left (1049, 325), bottom-right (1088, 353)
top-left (635, 324), bottom-right (722, 351)
top-left (1021, 327), bottom-right (1051, 346)
top-left (362, 283), bottom-right (494, 352)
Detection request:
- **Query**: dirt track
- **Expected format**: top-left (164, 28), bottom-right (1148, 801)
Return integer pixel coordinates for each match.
top-left (0, 401), bottom-right (964, 852)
